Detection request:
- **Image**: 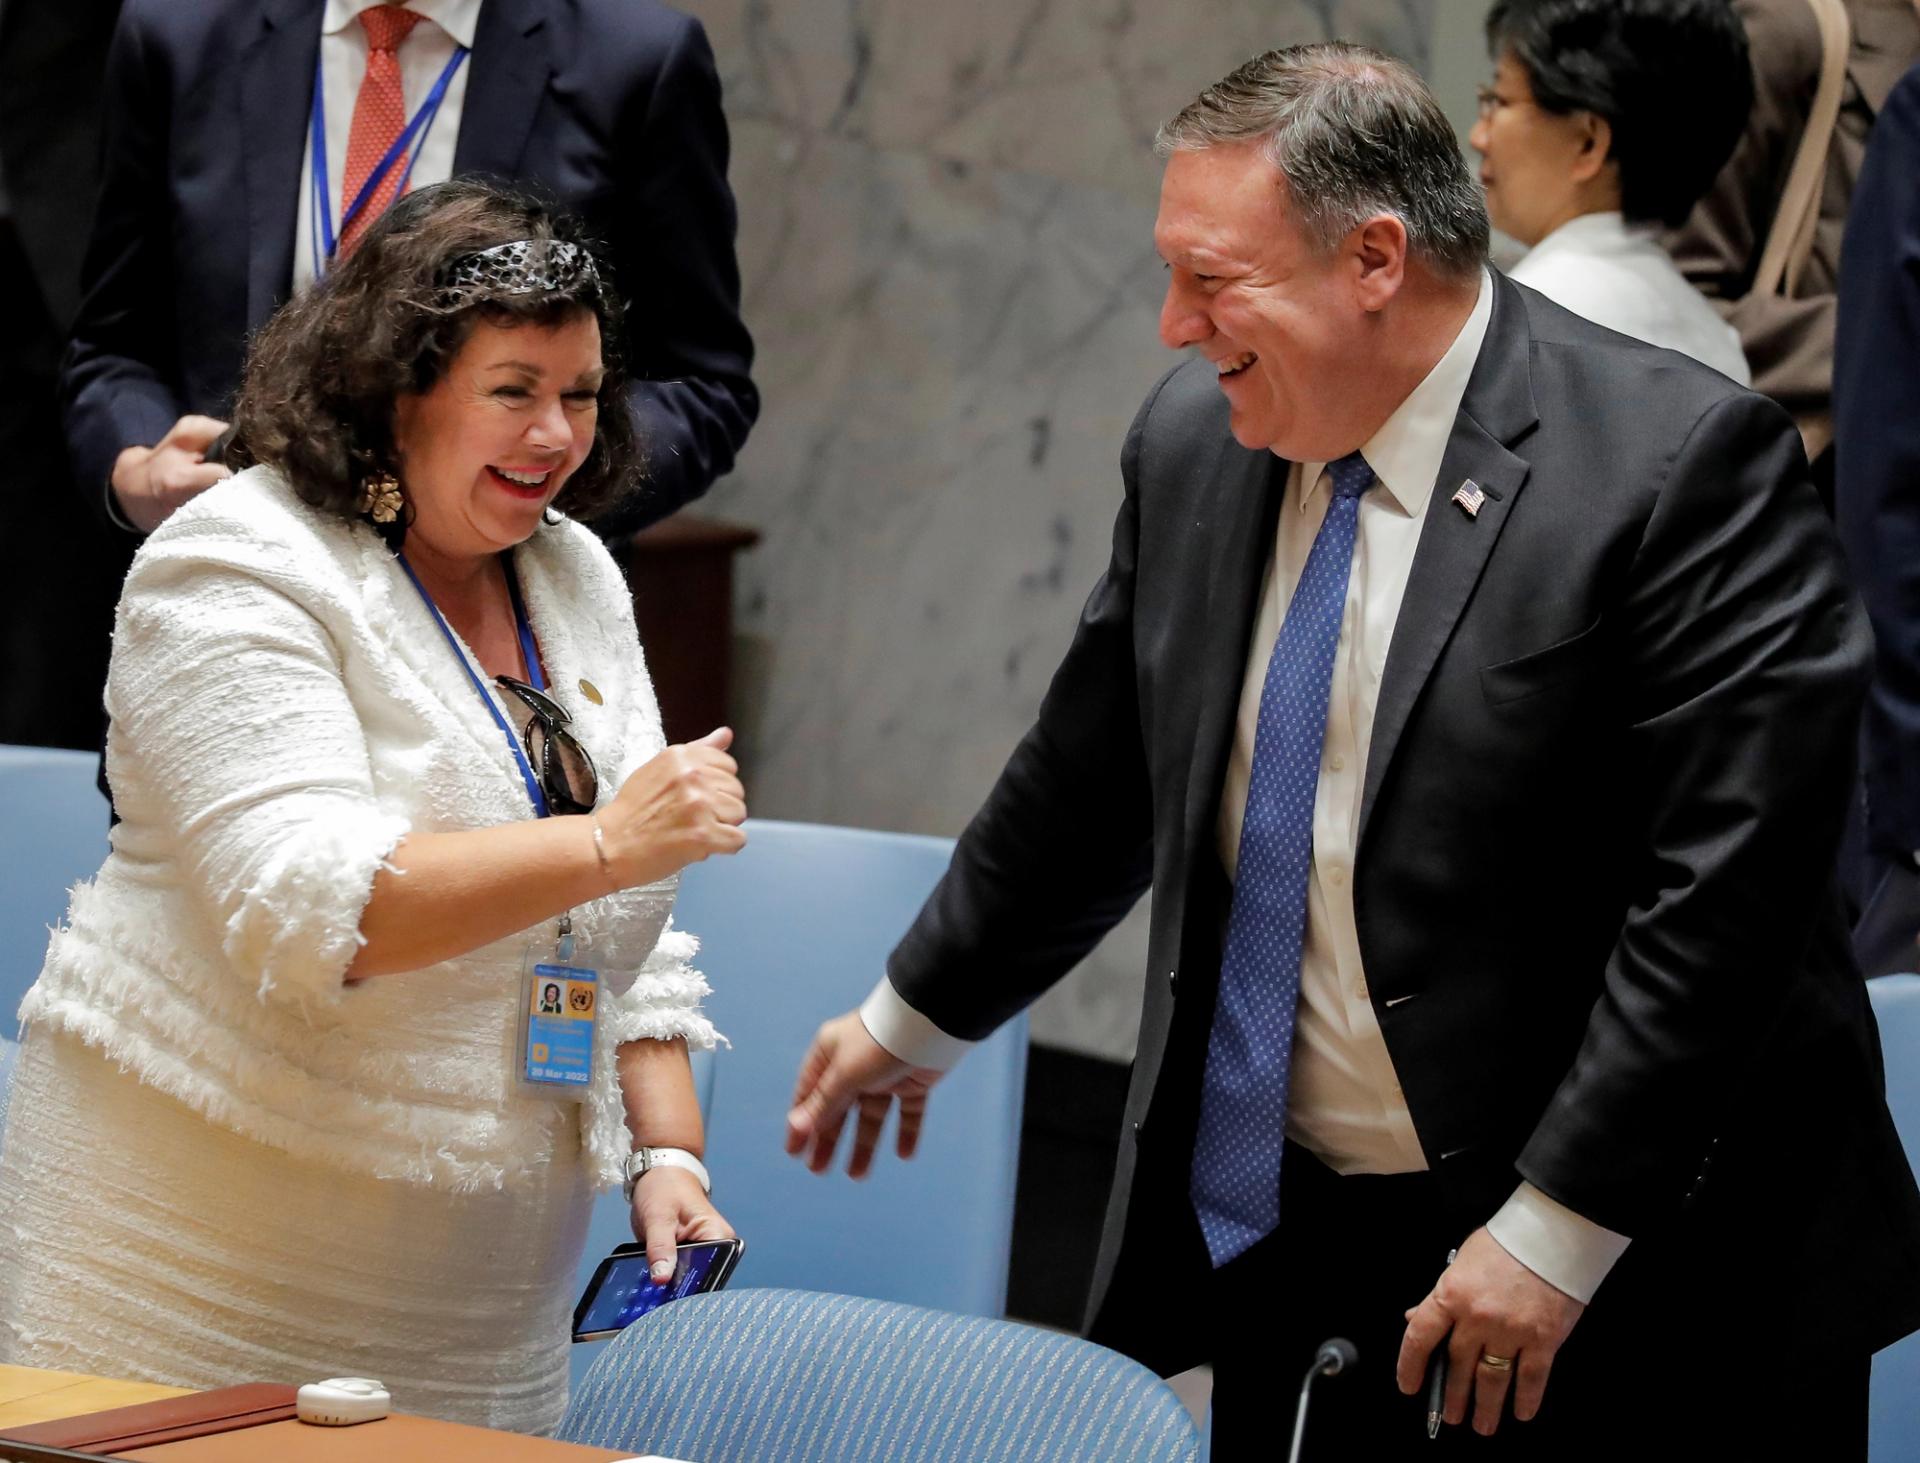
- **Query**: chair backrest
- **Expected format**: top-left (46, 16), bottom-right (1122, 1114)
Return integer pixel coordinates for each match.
top-left (670, 820), bottom-right (1027, 1319)
top-left (1869, 974), bottom-right (1920, 1463)
top-left (0, 748), bottom-right (112, 1028)
top-left (559, 1288), bottom-right (1201, 1463)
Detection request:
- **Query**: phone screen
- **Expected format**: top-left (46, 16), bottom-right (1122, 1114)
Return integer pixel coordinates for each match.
top-left (572, 1239), bottom-right (741, 1340)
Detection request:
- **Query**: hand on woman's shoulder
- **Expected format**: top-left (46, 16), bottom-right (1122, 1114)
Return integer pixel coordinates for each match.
top-left (120, 462), bottom-right (373, 630)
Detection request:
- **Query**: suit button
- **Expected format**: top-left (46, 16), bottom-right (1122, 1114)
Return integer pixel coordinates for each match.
top-left (1167, 969), bottom-right (1179, 996)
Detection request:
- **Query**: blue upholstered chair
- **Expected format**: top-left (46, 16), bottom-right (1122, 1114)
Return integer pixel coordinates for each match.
top-left (558, 1288), bottom-right (1202, 1462)
top-left (0, 1034), bottom-right (18, 1153)
top-left (564, 821), bottom-right (1033, 1410)
top-left (1869, 974), bottom-right (1920, 1462)
top-left (668, 819), bottom-right (1027, 1319)
top-left (0, 747), bottom-right (111, 1028)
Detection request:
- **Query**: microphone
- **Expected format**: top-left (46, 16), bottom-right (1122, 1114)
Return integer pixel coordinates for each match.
top-left (1285, 1337), bottom-right (1358, 1463)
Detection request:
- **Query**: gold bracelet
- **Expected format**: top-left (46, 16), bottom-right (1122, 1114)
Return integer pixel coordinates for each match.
top-left (590, 812), bottom-right (614, 886)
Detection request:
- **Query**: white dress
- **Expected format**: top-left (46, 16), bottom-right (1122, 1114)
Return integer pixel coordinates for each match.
top-left (0, 468), bottom-right (717, 1435)
top-left (1509, 211), bottom-right (1752, 385)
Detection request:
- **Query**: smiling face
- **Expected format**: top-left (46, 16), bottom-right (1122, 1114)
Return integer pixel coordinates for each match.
top-left (1154, 141), bottom-right (1387, 461)
top-left (390, 310), bottom-right (604, 566)
top-left (1467, 51), bottom-right (1613, 246)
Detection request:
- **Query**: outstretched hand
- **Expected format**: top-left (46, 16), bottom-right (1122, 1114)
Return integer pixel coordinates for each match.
top-left (599, 727), bottom-right (747, 888)
top-left (785, 1011), bottom-right (945, 1178)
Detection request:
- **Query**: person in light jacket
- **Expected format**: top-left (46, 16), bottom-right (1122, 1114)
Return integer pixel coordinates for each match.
top-left (1472, 0), bottom-right (1755, 383)
top-left (0, 180), bottom-right (744, 1434)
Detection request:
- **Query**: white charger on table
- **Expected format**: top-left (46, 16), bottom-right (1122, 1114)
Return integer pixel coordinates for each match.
top-left (295, 1377), bottom-right (391, 1426)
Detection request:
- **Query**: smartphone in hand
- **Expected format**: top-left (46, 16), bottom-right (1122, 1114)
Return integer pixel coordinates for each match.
top-left (572, 1238), bottom-right (745, 1342)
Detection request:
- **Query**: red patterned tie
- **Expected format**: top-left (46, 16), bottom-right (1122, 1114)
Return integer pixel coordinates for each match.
top-left (338, 5), bottom-right (425, 255)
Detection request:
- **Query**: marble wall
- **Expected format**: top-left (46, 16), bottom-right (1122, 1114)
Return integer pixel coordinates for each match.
top-left (690, 0), bottom-right (1437, 1061)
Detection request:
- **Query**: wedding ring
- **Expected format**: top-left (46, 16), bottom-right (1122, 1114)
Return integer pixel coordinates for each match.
top-left (1478, 1353), bottom-right (1515, 1372)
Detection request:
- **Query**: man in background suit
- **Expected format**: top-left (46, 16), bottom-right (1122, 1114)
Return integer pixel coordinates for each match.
top-left (1836, 60), bottom-right (1920, 976)
top-left (0, 0), bottom-right (129, 749)
top-left (785, 44), bottom-right (1920, 1458)
top-left (66, 0), bottom-right (757, 541)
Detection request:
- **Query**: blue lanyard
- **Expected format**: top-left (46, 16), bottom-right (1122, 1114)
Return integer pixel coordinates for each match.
top-left (309, 42), bottom-right (469, 278)
top-left (502, 557), bottom-right (547, 694)
top-left (397, 552), bottom-right (552, 818)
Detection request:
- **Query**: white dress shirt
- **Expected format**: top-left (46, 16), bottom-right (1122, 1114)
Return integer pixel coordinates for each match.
top-left (291, 0), bottom-right (481, 292)
top-left (1509, 211), bottom-right (1751, 385)
top-left (863, 272), bottom-right (1629, 1304)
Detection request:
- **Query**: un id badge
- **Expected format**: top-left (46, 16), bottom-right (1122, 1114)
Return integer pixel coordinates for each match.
top-left (516, 915), bottom-right (596, 1102)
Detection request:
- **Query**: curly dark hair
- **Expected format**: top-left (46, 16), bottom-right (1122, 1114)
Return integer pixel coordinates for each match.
top-left (227, 178), bottom-right (642, 542)
top-left (1485, 0), bottom-right (1752, 229)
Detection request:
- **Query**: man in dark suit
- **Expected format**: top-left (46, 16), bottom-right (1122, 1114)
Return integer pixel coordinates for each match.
top-left (64, 0), bottom-right (756, 540)
top-left (786, 44), bottom-right (1920, 1458)
top-left (1837, 60), bottom-right (1920, 976)
top-left (0, 0), bottom-right (130, 749)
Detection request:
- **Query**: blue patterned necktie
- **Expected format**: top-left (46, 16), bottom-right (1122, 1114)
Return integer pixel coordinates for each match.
top-left (1191, 451), bottom-right (1376, 1267)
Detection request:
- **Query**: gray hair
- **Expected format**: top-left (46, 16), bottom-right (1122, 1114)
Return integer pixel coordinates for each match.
top-left (1156, 43), bottom-right (1489, 281)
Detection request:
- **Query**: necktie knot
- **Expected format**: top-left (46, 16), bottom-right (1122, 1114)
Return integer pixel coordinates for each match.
top-left (1325, 451), bottom-right (1375, 503)
top-left (359, 4), bottom-right (423, 53)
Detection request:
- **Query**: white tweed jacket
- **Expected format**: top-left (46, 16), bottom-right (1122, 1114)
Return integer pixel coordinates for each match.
top-left (21, 466), bottom-right (717, 1193)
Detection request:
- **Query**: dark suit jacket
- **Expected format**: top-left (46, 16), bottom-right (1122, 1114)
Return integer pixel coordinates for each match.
top-left (0, 0), bottom-right (122, 334)
top-left (0, 0), bottom-right (132, 753)
top-left (61, 0), bottom-right (757, 534)
top-left (1837, 61), bottom-right (1920, 858)
top-left (889, 273), bottom-right (1920, 1372)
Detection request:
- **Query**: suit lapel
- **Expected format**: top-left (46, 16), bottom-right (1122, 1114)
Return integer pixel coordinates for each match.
top-left (514, 529), bottom-right (651, 783)
top-left (452, 0), bottom-right (553, 181)
top-left (240, 0), bottom-right (323, 330)
top-left (1179, 450), bottom-right (1288, 876)
top-left (1357, 274), bottom-right (1540, 845)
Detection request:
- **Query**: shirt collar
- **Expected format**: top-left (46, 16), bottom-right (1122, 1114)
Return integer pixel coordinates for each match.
top-left (323, 0), bottom-right (482, 49)
top-left (1297, 267), bottom-right (1494, 519)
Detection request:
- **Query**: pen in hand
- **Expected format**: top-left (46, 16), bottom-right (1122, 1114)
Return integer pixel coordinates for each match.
top-left (1427, 1247), bottom-right (1458, 1440)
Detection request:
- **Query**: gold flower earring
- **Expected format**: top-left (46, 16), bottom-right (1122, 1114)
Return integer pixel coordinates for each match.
top-left (358, 472), bottom-right (404, 524)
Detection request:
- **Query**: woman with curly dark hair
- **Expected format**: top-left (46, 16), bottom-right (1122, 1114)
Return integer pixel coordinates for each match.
top-left (0, 180), bottom-right (742, 1432)
top-left (1472, 0), bottom-right (1755, 382)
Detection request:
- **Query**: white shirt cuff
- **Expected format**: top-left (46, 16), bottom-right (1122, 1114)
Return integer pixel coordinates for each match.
top-left (857, 977), bottom-right (976, 1072)
top-left (1484, 1182), bottom-right (1631, 1304)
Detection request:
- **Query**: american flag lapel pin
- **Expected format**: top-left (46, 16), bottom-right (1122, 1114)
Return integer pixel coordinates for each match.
top-left (1450, 479), bottom-right (1486, 518)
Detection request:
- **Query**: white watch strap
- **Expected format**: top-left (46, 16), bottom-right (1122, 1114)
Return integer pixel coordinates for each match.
top-left (624, 1146), bottom-right (711, 1196)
